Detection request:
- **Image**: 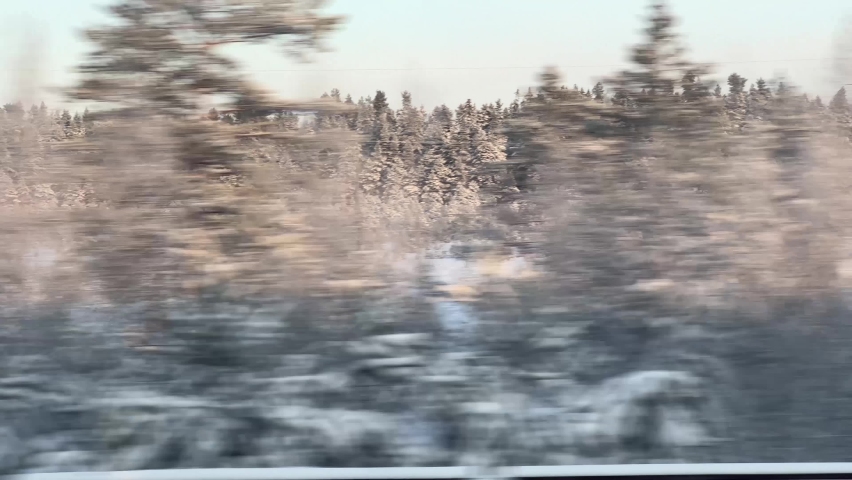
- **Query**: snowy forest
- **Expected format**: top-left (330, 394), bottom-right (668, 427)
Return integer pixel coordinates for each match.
top-left (5, 0), bottom-right (852, 473)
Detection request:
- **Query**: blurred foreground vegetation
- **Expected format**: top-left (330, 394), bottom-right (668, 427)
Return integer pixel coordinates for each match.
top-left (3, 0), bottom-right (852, 472)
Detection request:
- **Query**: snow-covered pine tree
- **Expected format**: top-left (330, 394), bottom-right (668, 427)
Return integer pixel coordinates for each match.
top-left (359, 90), bottom-right (399, 197)
top-left (419, 105), bottom-right (455, 207)
top-left (60, 110), bottom-right (72, 131)
top-left (829, 86), bottom-right (849, 116)
top-left (450, 99), bottom-right (478, 196)
top-left (393, 91), bottom-right (426, 197)
top-left (726, 73), bottom-right (748, 131)
top-left (757, 78), bottom-right (772, 99)
top-left (681, 71), bottom-right (710, 103)
top-left (471, 102), bottom-right (507, 194)
top-left (314, 88), bottom-right (348, 130)
top-left (356, 96), bottom-right (375, 134)
top-left (28, 104), bottom-right (39, 123)
top-left (592, 82), bottom-right (605, 102)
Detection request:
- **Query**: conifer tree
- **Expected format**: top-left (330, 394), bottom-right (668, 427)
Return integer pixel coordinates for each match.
top-left (726, 73), bottom-right (748, 131)
top-left (356, 96), bottom-right (374, 133)
top-left (592, 82), bottom-right (605, 102)
top-left (360, 90), bottom-right (398, 197)
top-left (727, 74), bottom-right (747, 95)
top-left (681, 71), bottom-right (709, 102)
top-left (60, 110), bottom-right (72, 129)
top-left (829, 86), bottom-right (849, 115)
top-left (611, 89), bottom-right (630, 107)
top-left (373, 90), bottom-right (389, 115)
top-left (393, 91), bottom-right (426, 195)
top-left (747, 78), bottom-right (772, 120)
top-left (4, 102), bottom-right (24, 120)
top-left (450, 99), bottom-right (477, 194)
top-left (756, 78), bottom-right (772, 99)
top-left (420, 105), bottom-right (456, 206)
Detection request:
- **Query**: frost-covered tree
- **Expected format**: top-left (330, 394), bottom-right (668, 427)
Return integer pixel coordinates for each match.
top-left (359, 90), bottom-right (400, 197)
top-left (746, 78), bottom-right (772, 120)
top-left (726, 73), bottom-right (748, 131)
top-left (756, 78), bottom-right (772, 99)
top-left (59, 109), bottom-right (72, 129)
top-left (419, 105), bottom-right (456, 206)
top-left (592, 81), bottom-right (605, 102)
top-left (450, 99), bottom-right (478, 192)
top-left (681, 71), bottom-right (710, 103)
top-left (390, 91), bottom-right (426, 196)
top-left (373, 90), bottom-right (390, 115)
top-left (3, 102), bottom-right (23, 118)
top-left (830, 86), bottom-right (849, 115)
top-left (470, 101), bottom-right (507, 194)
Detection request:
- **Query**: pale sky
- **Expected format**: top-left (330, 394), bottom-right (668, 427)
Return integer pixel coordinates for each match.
top-left (2, 0), bottom-right (852, 111)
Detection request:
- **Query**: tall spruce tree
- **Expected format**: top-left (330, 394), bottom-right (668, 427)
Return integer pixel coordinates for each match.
top-left (360, 90), bottom-right (398, 197)
top-left (829, 86), bottom-right (849, 115)
top-left (60, 110), bottom-right (72, 129)
top-left (756, 78), bottom-right (772, 98)
top-left (726, 73), bottom-right (748, 131)
top-left (592, 82), bottom-right (605, 102)
top-left (393, 91), bottom-right (426, 196)
top-left (681, 71), bottom-right (710, 103)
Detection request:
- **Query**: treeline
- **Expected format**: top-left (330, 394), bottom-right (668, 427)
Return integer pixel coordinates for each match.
top-left (1, 102), bottom-right (92, 133)
top-left (3, 70), bottom-right (851, 218)
top-left (148, 75), bottom-right (852, 218)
